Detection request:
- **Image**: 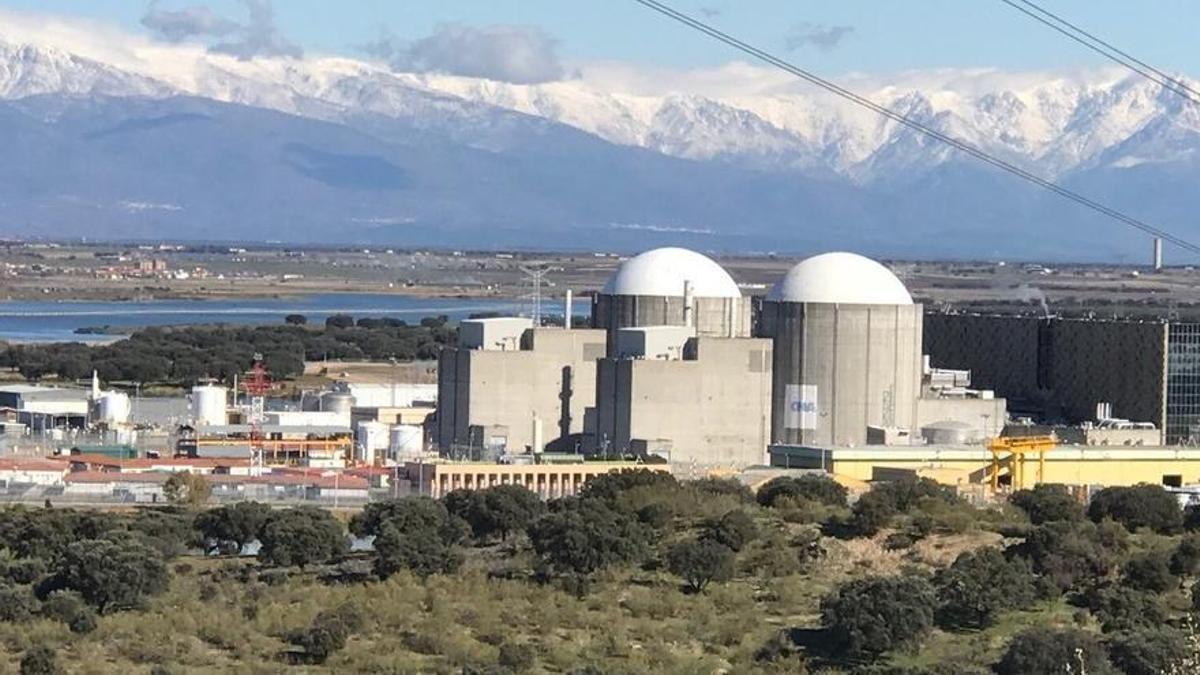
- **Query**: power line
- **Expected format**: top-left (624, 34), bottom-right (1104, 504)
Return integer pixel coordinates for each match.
top-left (629, 0), bottom-right (1200, 255)
top-left (998, 0), bottom-right (1200, 106)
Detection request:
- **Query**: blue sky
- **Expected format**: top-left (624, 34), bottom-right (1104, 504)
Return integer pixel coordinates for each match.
top-left (6, 0), bottom-right (1199, 75)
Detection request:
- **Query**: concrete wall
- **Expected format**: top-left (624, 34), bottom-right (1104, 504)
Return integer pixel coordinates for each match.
top-left (436, 328), bottom-right (606, 454)
top-left (591, 293), bottom-right (752, 352)
top-left (923, 314), bottom-right (1167, 432)
top-left (594, 337), bottom-right (772, 468)
top-left (761, 302), bottom-right (923, 447)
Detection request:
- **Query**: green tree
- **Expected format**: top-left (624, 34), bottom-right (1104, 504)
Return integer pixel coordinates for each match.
top-left (699, 509), bottom-right (758, 552)
top-left (578, 469), bottom-right (677, 503)
top-left (1010, 484), bottom-right (1083, 524)
top-left (1106, 627), bottom-right (1190, 675)
top-left (324, 314), bottom-right (355, 329)
top-left (934, 548), bottom-right (1038, 629)
top-left (445, 485), bottom-right (546, 541)
top-left (19, 645), bottom-right (59, 675)
top-left (162, 473), bottom-right (211, 509)
top-left (689, 477), bottom-right (754, 503)
top-left (1087, 484), bottom-right (1182, 534)
top-left (193, 502), bottom-right (271, 555)
top-left (257, 507), bottom-right (347, 569)
top-left (528, 499), bottom-right (650, 576)
top-left (666, 539), bottom-right (735, 593)
top-left (1006, 520), bottom-right (1127, 591)
top-left (374, 523), bottom-right (462, 579)
top-left (820, 574), bottom-right (937, 658)
top-left (756, 474), bottom-right (848, 508)
top-left (994, 628), bottom-right (1116, 675)
top-left (350, 497), bottom-right (467, 543)
top-left (1122, 550), bottom-right (1176, 593)
top-left (41, 539), bottom-right (168, 613)
top-left (844, 491), bottom-right (897, 538)
top-left (1084, 585), bottom-right (1167, 633)
top-left (284, 314), bottom-right (308, 325)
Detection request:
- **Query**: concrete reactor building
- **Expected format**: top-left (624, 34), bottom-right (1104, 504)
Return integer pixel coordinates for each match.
top-left (759, 252), bottom-right (924, 447)
top-left (436, 317), bottom-right (607, 456)
top-left (591, 247), bottom-right (752, 350)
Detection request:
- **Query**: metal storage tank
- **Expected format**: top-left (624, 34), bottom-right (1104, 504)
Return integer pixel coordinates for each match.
top-left (320, 392), bottom-right (354, 417)
top-left (389, 425), bottom-right (423, 456)
top-left (191, 385), bottom-right (228, 426)
top-left (760, 252), bottom-right (923, 447)
top-left (97, 391), bottom-right (131, 425)
top-left (591, 247), bottom-right (752, 350)
top-left (921, 420), bottom-right (974, 445)
top-left (356, 421), bottom-right (390, 455)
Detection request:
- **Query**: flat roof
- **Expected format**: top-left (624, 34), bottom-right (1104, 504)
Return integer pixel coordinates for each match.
top-left (770, 443), bottom-right (1200, 461)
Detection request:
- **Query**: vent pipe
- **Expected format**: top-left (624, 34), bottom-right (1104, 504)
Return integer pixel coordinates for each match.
top-left (683, 280), bottom-right (695, 328)
top-left (564, 289), bottom-right (573, 329)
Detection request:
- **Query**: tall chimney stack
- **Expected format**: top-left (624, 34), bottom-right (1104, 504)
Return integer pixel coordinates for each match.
top-left (1153, 237), bottom-right (1163, 271)
top-left (564, 289), bottom-right (573, 329)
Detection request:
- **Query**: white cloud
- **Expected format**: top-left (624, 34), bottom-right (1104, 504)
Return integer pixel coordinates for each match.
top-left (365, 23), bottom-right (568, 84)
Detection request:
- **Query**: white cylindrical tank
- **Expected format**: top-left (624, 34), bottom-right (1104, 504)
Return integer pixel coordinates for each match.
top-left (320, 392), bottom-right (354, 417)
top-left (357, 421), bottom-right (390, 453)
top-left (98, 391), bottom-right (131, 425)
top-left (192, 385), bottom-right (228, 426)
top-left (389, 424), bottom-right (423, 456)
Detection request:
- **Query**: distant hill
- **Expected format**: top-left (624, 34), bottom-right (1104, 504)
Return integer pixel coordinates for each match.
top-left (1, 40), bottom-right (1197, 261)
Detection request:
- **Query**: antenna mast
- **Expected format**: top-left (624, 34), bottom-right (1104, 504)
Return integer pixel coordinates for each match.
top-left (242, 353), bottom-right (272, 475)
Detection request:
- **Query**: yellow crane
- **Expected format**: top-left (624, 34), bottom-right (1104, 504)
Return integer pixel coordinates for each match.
top-left (986, 435), bottom-right (1057, 491)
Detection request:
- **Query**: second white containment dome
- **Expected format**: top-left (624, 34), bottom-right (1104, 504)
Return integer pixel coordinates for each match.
top-left (767, 252), bottom-right (912, 305)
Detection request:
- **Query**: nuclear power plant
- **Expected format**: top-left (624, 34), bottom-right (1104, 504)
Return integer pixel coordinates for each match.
top-left (435, 247), bottom-right (1002, 471)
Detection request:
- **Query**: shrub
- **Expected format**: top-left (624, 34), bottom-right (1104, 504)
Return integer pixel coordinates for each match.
top-left (994, 628), bottom-right (1115, 675)
top-left (666, 539), bottom-right (735, 593)
top-left (0, 558), bottom-right (47, 585)
top-left (934, 548), bottom-right (1038, 629)
top-left (1184, 503), bottom-right (1200, 531)
top-left (287, 603), bottom-right (363, 665)
top-left (163, 473), bottom-right (211, 508)
top-left (689, 477), bottom-right (754, 503)
top-left (820, 574), bottom-right (936, 658)
top-left (257, 507), bottom-right (347, 569)
top-left (842, 491), bottom-right (897, 538)
top-left (578, 469), bottom-right (677, 503)
top-left (1006, 520), bottom-right (1126, 591)
top-left (699, 510), bottom-right (758, 552)
top-left (497, 642), bottom-right (537, 672)
top-left (19, 645), bottom-right (59, 675)
top-left (1087, 484), bottom-right (1182, 534)
top-left (1122, 550), bottom-right (1176, 593)
top-left (0, 584), bottom-right (38, 622)
top-left (1170, 533), bottom-right (1200, 577)
top-left (351, 497), bottom-right (467, 543)
top-left (1084, 585), bottom-right (1167, 633)
top-left (756, 475), bottom-right (847, 508)
top-left (1010, 484), bottom-right (1083, 525)
top-left (353, 498), bottom-right (468, 578)
top-left (1106, 627), bottom-right (1190, 675)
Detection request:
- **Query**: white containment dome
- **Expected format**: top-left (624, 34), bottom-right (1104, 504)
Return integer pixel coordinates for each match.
top-left (767, 252), bottom-right (913, 305)
top-left (603, 247), bottom-right (741, 299)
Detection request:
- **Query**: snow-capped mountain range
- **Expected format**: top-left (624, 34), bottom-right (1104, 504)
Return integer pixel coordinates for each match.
top-left (2, 36), bottom-right (1200, 260)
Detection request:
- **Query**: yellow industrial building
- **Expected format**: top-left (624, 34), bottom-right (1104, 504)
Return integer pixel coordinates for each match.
top-left (770, 443), bottom-right (1200, 489)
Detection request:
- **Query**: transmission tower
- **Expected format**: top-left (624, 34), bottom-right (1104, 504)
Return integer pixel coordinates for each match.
top-left (520, 265), bottom-right (551, 326)
top-left (242, 353), bottom-right (272, 475)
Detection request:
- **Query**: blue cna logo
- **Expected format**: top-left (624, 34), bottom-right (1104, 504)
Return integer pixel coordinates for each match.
top-left (790, 400), bottom-right (817, 413)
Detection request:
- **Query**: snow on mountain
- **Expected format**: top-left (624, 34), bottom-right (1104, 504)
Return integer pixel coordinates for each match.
top-left (2, 37), bottom-right (1195, 186)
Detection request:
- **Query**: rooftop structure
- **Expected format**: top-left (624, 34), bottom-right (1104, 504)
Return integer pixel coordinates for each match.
top-left (601, 247), bottom-right (742, 298)
top-left (765, 252), bottom-right (913, 305)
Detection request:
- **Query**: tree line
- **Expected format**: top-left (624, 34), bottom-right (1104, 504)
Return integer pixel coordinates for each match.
top-left (0, 315), bottom-right (456, 385)
top-left (6, 475), bottom-right (1200, 671)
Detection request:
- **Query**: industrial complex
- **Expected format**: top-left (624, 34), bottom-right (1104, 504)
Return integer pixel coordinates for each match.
top-left (4, 245), bottom-right (1200, 504)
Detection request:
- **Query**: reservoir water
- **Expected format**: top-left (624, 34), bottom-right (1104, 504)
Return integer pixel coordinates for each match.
top-left (0, 294), bottom-right (547, 343)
